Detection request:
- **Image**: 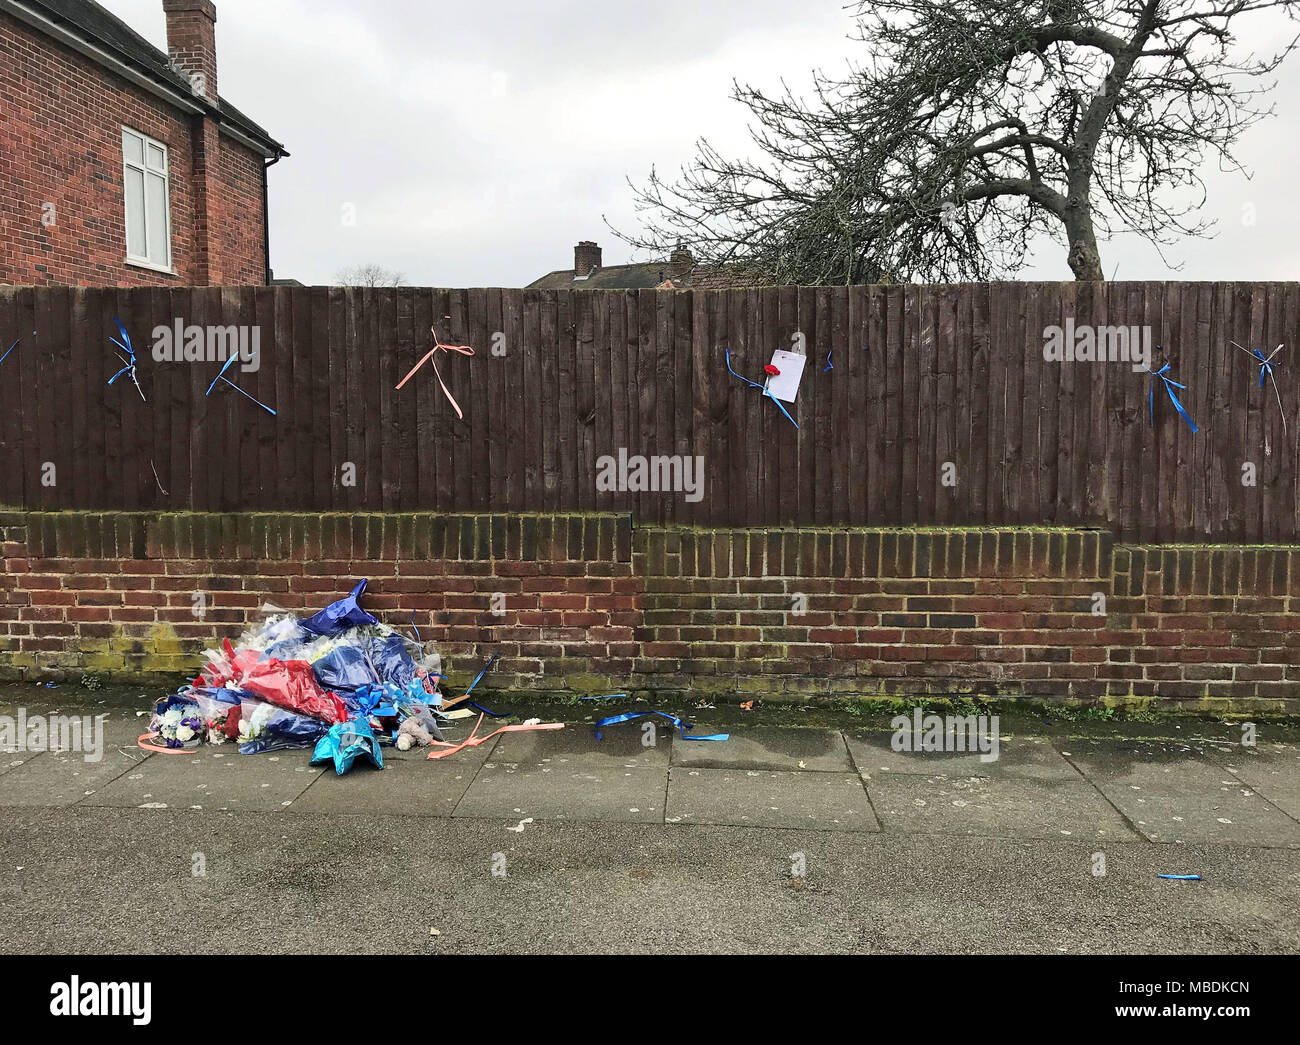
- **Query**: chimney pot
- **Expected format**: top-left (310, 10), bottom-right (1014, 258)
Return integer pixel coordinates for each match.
top-left (574, 240), bottom-right (602, 277)
top-left (163, 0), bottom-right (219, 101)
top-left (669, 243), bottom-right (694, 279)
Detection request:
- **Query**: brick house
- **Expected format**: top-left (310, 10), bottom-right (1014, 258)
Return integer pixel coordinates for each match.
top-left (0, 0), bottom-right (287, 287)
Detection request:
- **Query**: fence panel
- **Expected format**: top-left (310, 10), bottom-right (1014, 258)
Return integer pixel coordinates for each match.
top-left (0, 282), bottom-right (1296, 540)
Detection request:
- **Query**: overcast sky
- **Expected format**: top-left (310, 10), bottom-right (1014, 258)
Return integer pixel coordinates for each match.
top-left (100, 0), bottom-right (1300, 286)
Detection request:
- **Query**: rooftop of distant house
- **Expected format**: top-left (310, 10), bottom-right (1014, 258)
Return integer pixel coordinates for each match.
top-left (526, 241), bottom-right (768, 291)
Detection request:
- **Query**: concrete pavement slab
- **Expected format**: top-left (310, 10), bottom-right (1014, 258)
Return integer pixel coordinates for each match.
top-left (453, 764), bottom-right (668, 823)
top-left (867, 773), bottom-right (1141, 841)
top-left (846, 730), bottom-right (1080, 782)
top-left (665, 767), bottom-right (879, 831)
top-left (670, 726), bottom-right (853, 772)
top-left (80, 745), bottom-right (324, 812)
top-left (1059, 739), bottom-right (1300, 847)
top-left (0, 709), bottom-right (150, 806)
top-left (453, 727), bottom-right (669, 823)
top-left (1207, 743), bottom-right (1300, 822)
top-left (291, 740), bottom-right (494, 817)
top-left (491, 721), bottom-right (671, 768)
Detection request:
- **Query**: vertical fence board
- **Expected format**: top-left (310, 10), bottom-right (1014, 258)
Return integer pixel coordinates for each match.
top-left (1054, 282), bottom-right (1075, 527)
top-left (1261, 283), bottom-right (1285, 541)
top-left (882, 286), bottom-right (902, 525)
top-left (579, 288), bottom-right (598, 514)
top-left (690, 289), bottom-right (712, 524)
top-left (604, 290), bottom-right (626, 516)
top-left (1284, 283), bottom-right (1300, 542)
top-left (796, 285), bottom-right (817, 525)
top-left (502, 290), bottom-right (524, 513)
top-left (863, 285), bottom-right (883, 527)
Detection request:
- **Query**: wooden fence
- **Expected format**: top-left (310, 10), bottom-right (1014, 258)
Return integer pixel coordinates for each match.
top-left (1, 282), bottom-right (1297, 541)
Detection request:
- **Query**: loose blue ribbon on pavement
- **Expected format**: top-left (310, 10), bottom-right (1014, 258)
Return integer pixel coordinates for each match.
top-left (1157, 874), bottom-right (1201, 881)
top-left (725, 348), bottom-right (798, 429)
top-left (107, 317), bottom-right (146, 401)
top-left (465, 700), bottom-right (510, 718)
top-left (594, 709), bottom-right (729, 742)
top-left (1142, 360), bottom-right (1198, 434)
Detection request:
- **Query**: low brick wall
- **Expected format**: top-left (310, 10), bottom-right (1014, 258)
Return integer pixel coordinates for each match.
top-left (1, 512), bottom-right (1296, 715)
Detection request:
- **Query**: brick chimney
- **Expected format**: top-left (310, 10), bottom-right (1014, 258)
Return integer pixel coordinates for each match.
top-left (669, 243), bottom-right (694, 280)
top-left (574, 241), bottom-right (602, 277)
top-left (164, 0), bottom-right (218, 102)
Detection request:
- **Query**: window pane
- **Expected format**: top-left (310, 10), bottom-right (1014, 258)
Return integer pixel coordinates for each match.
top-left (147, 143), bottom-right (166, 172)
top-left (123, 130), bottom-right (143, 166)
top-left (146, 172), bottom-right (169, 265)
top-left (125, 166), bottom-right (146, 258)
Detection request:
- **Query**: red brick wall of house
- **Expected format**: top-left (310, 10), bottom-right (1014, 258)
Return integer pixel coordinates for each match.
top-left (214, 135), bottom-right (268, 284)
top-left (1, 512), bottom-right (1297, 717)
top-left (0, 11), bottom-right (267, 287)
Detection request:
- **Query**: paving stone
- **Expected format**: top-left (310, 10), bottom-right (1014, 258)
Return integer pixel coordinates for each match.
top-left (490, 721), bottom-right (671, 768)
top-left (1059, 739), bottom-right (1300, 847)
top-left (671, 727), bottom-right (852, 772)
top-left (291, 739), bottom-right (493, 816)
top-left (454, 727), bottom-right (668, 823)
top-left (454, 766), bottom-right (667, 824)
top-left (0, 709), bottom-right (150, 806)
top-left (665, 768), bottom-right (878, 831)
top-left (80, 744), bottom-right (324, 812)
top-left (1206, 743), bottom-right (1300, 822)
top-left (846, 730), bottom-right (1079, 782)
top-left (867, 773), bottom-right (1140, 841)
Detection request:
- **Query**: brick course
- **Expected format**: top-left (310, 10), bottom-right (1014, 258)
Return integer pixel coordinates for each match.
top-left (0, 512), bottom-right (1295, 715)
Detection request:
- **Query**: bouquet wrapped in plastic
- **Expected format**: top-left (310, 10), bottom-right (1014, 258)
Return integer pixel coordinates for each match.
top-left (150, 694), bottom-right (205, 750)
top-left (238, 656), bottom-right (348, 725)
top-left (140, 580), bottom-right (446, 760)
top-left (187, 687), bottom-right (243, 745)
top-left (235, 695), bottom-right (332, 755)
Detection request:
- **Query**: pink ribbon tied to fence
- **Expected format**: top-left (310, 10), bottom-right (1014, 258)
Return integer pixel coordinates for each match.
top-left (395, 324), bottom-right (475, 419)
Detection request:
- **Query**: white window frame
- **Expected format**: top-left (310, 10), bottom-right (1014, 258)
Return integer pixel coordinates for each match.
top-left (122, 127), bottom-right (173, 272)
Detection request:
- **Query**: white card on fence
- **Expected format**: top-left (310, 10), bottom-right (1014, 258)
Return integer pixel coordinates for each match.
top-left (766, 350), bottom-right (806, 403)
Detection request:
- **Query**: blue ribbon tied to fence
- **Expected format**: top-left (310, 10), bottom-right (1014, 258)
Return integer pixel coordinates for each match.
top-left (724, 348), bottom-right (798, 429)
top-left (1230, 340), bottom-right (1286, 436)
top-left (1142, 360), bottom-right (1198, 434)
top-left (0, 332), bottom-right (34, 368)
top-left (107, 317), bottom-right (146, 401)
top-left (205, 351), bottom-right (276, 416)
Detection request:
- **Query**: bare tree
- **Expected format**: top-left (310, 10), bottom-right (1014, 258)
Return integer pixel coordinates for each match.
top-left (335, 264), bottom-right (407, 287)
top-left (622, 0), bottom-right (1300, 282)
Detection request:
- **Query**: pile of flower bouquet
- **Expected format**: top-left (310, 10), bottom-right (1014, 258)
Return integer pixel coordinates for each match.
top-left (142, 581), bottom-right (446, 762)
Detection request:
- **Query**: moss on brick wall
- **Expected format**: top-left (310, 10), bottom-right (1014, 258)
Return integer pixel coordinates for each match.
top-left (2, 512), bottom-right (1297, 715)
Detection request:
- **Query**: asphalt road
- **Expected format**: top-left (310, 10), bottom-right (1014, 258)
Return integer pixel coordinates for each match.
top-left (2, 805), bottom-right (1297, 954)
